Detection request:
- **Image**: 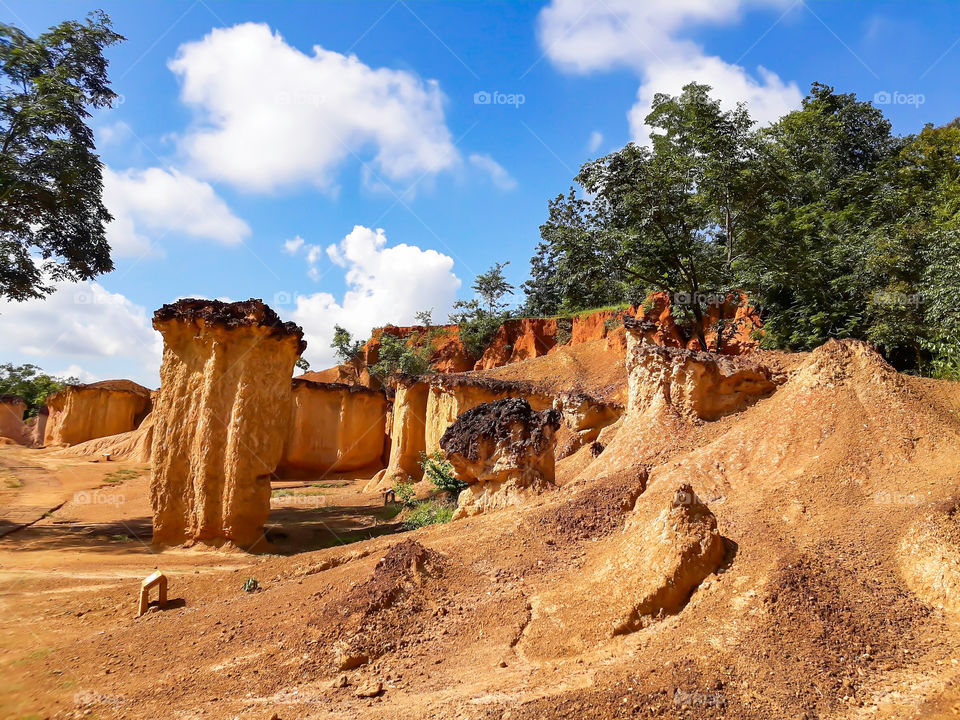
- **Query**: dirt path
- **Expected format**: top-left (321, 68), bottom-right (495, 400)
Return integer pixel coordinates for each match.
top-left (0, 452), bottom-right (66, 537)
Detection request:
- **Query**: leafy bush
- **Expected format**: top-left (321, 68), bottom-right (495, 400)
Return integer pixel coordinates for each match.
top-left (402, 500), bottom-right (454, 530)
top-left (419, 451), bottom-right (467, 496)
top-left (555, 318), bottom-right (572, 346)
top-left (394, 480), bottom-right (416, 507)
top-left (603, 316), bottom-right (622, 332)
top-left (450, 262), bottom-right (516, 358)
top-left (369, 330), bottom-right (435, 379)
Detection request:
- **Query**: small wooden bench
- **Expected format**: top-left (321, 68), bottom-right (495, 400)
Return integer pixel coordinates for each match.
top-left (137, 570), bottom-right (167, 617)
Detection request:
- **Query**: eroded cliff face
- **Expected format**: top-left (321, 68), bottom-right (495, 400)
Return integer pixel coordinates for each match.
top-left (424, 376), bottom-right (554, 454)
top-left (278, 380), bottom-right (387, 476)
top-left (474, 319), bottom-right (560, 371)
top-left (623, 317), bottom-right (775, 422)
top-left (439, 397), bottom-right (561, 519)
top-left (0, 395), bottom-right (26, 443)
top-left (379, 376), bottom-right (430, 486)
top-left (150, 299), bottom-right (304, 549)
top-left (588, 320), bottom-right (776, 475)
top-left (43, 381), bottom-right (152, 447)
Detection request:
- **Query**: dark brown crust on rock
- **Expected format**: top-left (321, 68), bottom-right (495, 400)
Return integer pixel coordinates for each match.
top-left (291, 378), bottom-right (386, 396)
top-left (0, 393), bottom-right (25, 404)
top-left (439, 397), bottom-right (561, 462)
top-left (153, 298), bottom-right (306, 354)
top-left (428, 373), bottom-right (542, 397)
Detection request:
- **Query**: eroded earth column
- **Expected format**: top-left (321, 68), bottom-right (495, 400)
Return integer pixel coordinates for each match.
top-left (150, 299), bottom-right (305, 549)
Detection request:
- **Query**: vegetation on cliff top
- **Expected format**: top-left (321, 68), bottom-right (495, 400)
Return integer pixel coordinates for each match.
top-left (522, 82), bottom-right (960, 377)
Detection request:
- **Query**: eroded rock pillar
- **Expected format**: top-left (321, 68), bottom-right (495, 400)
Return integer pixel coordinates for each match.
top-left (150, 299), bottom-right (305, 548)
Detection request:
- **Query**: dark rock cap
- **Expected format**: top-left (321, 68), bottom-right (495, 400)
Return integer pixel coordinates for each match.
top-left (439, 397), bottom-right (561, 462)
top-left (0, 393), bottom-right (25, 404)
top-left (291, 378), bottom-right (385, 396)
top-left (153, 298), bottom-right (306, 354)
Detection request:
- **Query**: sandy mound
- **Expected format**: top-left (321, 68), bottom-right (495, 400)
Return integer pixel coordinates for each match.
top-left (900, 500), bottom-right (960, 613)
top-left (520, 482), bottom-right (725, 659)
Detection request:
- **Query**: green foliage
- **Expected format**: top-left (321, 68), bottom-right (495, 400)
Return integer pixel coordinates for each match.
top-left (330, 325), bottom-right (365, 364)
top-left (402, 500), bottom-right (454, 530)
top-left (0, 363), bottom-right (75, 416)
top-left (0, 12), bottom-right (124, 301)
top-left (394, 480), bottom-right (416, 507)
top-left (369, 328), bottom-right (435, 379)
top-left (450, 262), bottom-right (516, 357)
top-left (419, 450), bottom-right (467, 496)
top-left (555, 318), bottom-right (572, 346)
top-left (523, 81), bottom-right (960, 374)
top-left (295, 357), bottom-right (310, 372)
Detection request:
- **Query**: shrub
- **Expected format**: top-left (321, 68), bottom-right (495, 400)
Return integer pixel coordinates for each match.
top-left (402, 500), bottom-right (454, 530)
top-left (369, 330), bottom-right (435, 378)
top-left (555, 318), bottom-right (573, 346)
top-left (419, 451), bottom-right (467, 496)
top-left (394, 480), bottom-right (416, 507)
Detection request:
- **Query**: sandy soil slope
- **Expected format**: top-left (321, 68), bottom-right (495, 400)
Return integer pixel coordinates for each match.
top-left (2, 341), bottom-right (960, 720)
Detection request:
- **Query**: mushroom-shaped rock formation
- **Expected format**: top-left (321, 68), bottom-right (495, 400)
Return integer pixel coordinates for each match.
top-left (43, 380), bottom-right (151, 447)
top-left (0, 394), bottom-right (27, 443)
top-left (552, 391), bottom-right (623, 458)
top-left (278, 379), bottom-right (387, 476)
top-left (439, 397), bottom-right (561, 519)
top-left (521, 483), bottom-right (725, 659)
top-left (424, 375), bottom-right (553, 454)
top-left (150, 299), bottom-right (305, 549)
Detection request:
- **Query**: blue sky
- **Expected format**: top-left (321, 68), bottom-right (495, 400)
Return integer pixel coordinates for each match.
top-left (1, 0), bottom-right (958, 386)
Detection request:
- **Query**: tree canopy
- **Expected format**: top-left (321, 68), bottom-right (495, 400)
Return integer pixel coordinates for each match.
top-left (523, 81), bottom-right (960, 376)
top-left (0, 11), bottom-right (124, 301)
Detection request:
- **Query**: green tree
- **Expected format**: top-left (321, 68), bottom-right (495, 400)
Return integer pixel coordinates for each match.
top-left (330, 325), bottom-right (365, 364)
top-left (0, 12), bottom-right (124, 301)
top-left (742, 83), bottom-right (899, 350)
top-left (576, 83), bottom-right (763, 349)
top-left (450, 262), bottom-right (516, 356)
top-left (0, 363), bottom-right (76, 415)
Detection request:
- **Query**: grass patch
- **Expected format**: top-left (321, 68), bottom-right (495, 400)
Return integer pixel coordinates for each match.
top-left (311, 481), bottom-right (350, 489)
top-left (110, 534), bottom-right (131, 542)
top-left (4, 477), bottom-right (23, 489)
top-left (103, 468), bottom-right (139, 484)
top-left (402, 500), bottom-right (455, 530)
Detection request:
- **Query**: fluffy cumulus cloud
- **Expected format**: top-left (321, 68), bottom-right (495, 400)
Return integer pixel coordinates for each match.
top-left (468, 153), bottom-right (518, 191)
top-left (103, 166), bottom-right (251, 256)
top-left (169, 23), bottom-right (460, 192)
top-left (537, 0), bottom-right (802, 142)
top-left (0, 281), bottom-right (163, 386)
top-left (289, 225), bottom-right (461, 368)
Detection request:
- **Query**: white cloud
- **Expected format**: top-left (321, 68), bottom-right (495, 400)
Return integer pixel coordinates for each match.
top-left (468, 153), bottom-right (518, 191)
top-left (103, 166), bottom-right (251, 257)
top-left (51, 364), bottom-right (101, 384)
top-left (290, 225), bottom-right (461, 368)
top-left (537, 0), bottom-right (802, 143)
top-left (588, 130), bottom-right (604, 153)
top-left (169, 22), bottom-right (460, 192)
top-left (283, 235), bottom-right (305, 255)
top-left (0, 281), bottom-right (162, 387)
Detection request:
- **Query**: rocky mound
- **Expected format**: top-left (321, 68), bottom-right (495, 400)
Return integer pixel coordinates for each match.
top-left (440, 398), bottom-right (561, 519)
top-left (521, 483), bottom-right (725, 659)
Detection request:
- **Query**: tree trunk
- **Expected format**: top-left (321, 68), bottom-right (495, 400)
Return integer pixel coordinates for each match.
top-left (691, 303), bottom-right (708, 352)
